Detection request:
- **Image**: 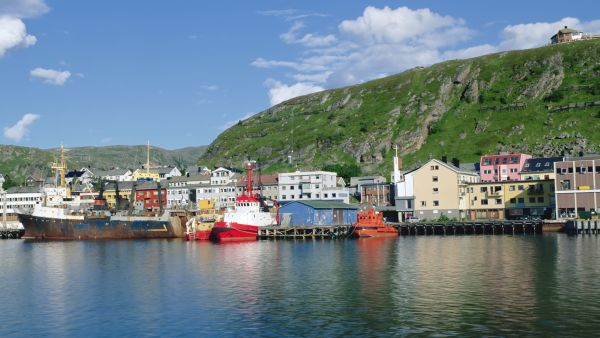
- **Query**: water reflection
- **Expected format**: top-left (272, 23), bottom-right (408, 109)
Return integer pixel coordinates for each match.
top-left (1, 235), bottom-right (599, 337)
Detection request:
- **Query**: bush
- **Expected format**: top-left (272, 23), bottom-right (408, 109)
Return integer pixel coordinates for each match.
top-left (544, 90), bottom-right (564, 103)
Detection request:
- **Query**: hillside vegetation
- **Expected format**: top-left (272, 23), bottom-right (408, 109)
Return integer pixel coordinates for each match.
top-left (0, 145), bottom-right (206, 186)
top-left (200, 39), bottom-right (600, 175)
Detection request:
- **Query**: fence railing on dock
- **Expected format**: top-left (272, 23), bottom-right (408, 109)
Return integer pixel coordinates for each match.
top-left (566, 220), bottom-right (600, 234)
top-left (258, 225), bottom-right (353, 240)
top-left (397, 220), bottom-right (543, 236)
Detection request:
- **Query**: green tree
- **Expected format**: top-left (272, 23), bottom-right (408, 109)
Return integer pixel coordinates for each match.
top-left (322, 163), bottom-right (361, 183)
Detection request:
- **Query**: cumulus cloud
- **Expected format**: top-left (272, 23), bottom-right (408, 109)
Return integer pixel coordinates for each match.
top-left (265, 79), bottom-right (324, 106)
top-left (3, 113), bottom-right (40, 142)
top-left (30, 67), bottom-right (71, 85)
top-left (0, 16), bottom-right (37, 57)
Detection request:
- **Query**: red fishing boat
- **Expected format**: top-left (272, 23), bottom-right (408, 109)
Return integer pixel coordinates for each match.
top-left (351, 208), bottom-right (397, 238)
top-left (210, 161), bottom-right (278, 241)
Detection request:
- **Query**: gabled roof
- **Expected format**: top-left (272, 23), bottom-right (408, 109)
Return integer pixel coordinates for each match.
top-left (95, 168), bottom-right (131, 177)
top-left (236, 174), bottom-right (279, 186)
top-left (415, 159), bottom-right (478, 176)
top-left (281, 200), bottom-right (358, 210)
top-left (522, 157), bottom-right (563, 172)
top-left (559, 27), bottom-right (582, 34)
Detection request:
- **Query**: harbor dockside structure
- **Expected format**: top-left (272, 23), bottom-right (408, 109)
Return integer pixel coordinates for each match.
top-left (554, 155), bottom-right (600, 219)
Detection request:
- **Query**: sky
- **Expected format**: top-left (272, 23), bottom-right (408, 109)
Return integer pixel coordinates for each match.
top-left (1, 0), bottom-right (599, 150)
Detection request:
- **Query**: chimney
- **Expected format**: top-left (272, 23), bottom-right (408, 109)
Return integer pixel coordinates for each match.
top-left (441, 156), bottom-right (448, 163)
top-left (452, 158), bottom-right (460, 168)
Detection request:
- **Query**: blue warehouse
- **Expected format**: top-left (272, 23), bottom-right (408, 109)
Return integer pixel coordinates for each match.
top-left (279, 200), bottom-right (358, 226)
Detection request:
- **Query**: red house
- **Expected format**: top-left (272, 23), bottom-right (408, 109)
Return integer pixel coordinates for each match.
top-left (135, 181), bottom-right (167, 210)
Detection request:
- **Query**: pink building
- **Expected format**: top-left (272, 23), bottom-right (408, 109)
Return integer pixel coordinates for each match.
top-left (480, 153), bottom-right (532, 182)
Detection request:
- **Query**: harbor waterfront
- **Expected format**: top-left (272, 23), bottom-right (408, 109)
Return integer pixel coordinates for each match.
top-left (1, 235), bottom-right (600, 337)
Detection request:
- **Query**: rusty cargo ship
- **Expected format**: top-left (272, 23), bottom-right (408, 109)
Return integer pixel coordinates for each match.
top-left (18, 205), bottom-right (185, 240)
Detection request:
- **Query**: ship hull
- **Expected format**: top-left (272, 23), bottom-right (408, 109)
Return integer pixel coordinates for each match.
top-left (185, 230), bottom-right (211, 241)
top-left (210, 222), bottom-right (259, 241)
top-left (19, 214), bottom-right (178, 240)
top-left (352, 226), bottom-right (398, 238)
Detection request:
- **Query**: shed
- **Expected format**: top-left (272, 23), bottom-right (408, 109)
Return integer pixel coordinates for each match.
top-left (279, 200), bottom-right (358, 226)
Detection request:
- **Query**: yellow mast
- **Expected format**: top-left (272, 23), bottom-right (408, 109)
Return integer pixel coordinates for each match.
top-left (51, 144), bottom-right (67, 188)
top-left (146, 140), bottom-right (150, 174)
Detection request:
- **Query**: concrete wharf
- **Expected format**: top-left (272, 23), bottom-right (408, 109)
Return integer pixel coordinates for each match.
top-left (566, 220), bottom-right (600, 234)
top-left (397, 220), bottom-right (543, 236)
top-left (258, 225), bottom-right (354, 239)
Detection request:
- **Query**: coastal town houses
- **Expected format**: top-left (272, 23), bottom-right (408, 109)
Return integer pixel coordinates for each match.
top-left (25, 172), bottom-right (46, 187)
top-left (166, 174), bottom-right (211, 209)
top-left (520, 157), bottom-right (563, 181)
top-left (394, 168), bottom-right (417, 221)
top-left (2, 186), bottom-right (43, 212)
top-left (554, 155), bottom-right (600, 219)
top-left (135, 181), bottom-right (167, 211)
top-left (349, 176), bottom-right (387, 200)
top-left (236, 173), bottom-right (279, 202)
top-left (480, 153), bottom-right (532, 182)
top-left (277, 171), bottom-right (350, 204)
top-left (103, 181), bottom-right (135, 208)
top-left (94, 168), bottom-right (133, 182)
top-left (411, 159), bottom-right (479, 220)
top-left (466, 179), bottom-right (555, 220)
top-left (157, 166), bottom-right (182, 181)
top-left (132, 166), bottom-right (160, 182)
top-left (65, 169), bottom-right (94, 185)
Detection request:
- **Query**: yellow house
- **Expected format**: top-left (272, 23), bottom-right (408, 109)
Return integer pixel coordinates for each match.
top-left (412, 159), bottom-right (479, 221)
top-left (503, 179), bottom-right (555, 219)
top-left (467, 179), bottom-right (555, 220)
top-left (467, 182), bottom-right (505, 220)
top-left (103, 181), bottom-right (134, 207)
top-left (132, 168), bottom-right (160, 182)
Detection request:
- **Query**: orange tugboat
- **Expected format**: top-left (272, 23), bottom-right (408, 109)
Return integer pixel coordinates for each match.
top-left (351, 208), bottom-right (397, 238)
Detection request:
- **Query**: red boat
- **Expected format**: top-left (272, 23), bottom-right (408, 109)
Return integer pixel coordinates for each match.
top-left (210, 161), bottom-right (278, 241)
top-left (351, 208), bottom-right (397, 238)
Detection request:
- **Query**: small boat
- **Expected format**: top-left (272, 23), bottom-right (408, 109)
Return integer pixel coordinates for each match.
top-left (351, 208), bottom-right (397, 238)
top-left (185, 201), bottom-right (222, 240)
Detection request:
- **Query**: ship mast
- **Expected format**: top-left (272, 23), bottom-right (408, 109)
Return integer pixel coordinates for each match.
top-left (51, 144), bottom-right (67, 188)
top-left (246, 161), bottom-right (253, 196)
top-left (146, 140), bottom-right (150, 174)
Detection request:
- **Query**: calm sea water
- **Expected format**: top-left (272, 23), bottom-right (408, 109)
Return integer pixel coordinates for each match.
top-left (1, 235), bottom-right (599, 337)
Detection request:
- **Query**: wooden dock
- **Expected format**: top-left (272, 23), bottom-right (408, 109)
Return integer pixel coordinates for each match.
top-left (258, 225), bottom-right (354, 240)
top-left (397, 220), bottom-right (544, 236)
top-left (566, 220), bottom-right (600, 234)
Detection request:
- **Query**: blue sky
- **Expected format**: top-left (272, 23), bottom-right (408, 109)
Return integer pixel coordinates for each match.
top-left (1, 0), bottom-right (599, 149)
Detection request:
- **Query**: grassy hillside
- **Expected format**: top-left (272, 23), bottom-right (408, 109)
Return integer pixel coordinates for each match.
top-left (200, 39), bottom-right (600, 175)
top-left (0, 145), bottom-right (206, 186)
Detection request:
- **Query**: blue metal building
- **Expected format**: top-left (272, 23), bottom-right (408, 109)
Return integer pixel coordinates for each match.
top-left (279, 200), bottom-right (358, 226)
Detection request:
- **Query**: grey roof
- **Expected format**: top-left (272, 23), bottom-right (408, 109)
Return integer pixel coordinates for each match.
top-left (167, 174), bottom-right (210, 183)
top-left (522, 157), bottom-right (563, 173)
top-left (281, 200), bottom-right (358, 210)
top-left (7, 186), bottom-right (42, 194)
top-left (95, 168), bottom-right (131, 177)
top-left (103, 181), bottom-right (136, 191)
top-left (459, 162), bottom-right (480, 173)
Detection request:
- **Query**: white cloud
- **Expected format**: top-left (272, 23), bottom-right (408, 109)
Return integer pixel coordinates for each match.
top-left (30, 67), bottom-right (71, 85)
top-left (0, 16), bottom-right (37, 57)
top-left (220, 112), bottom-right (255, 131)
top-left (0, 0), bottom-right (49, 18)
top-left (339, 6), bottom-right (471, 48)
top-left (281, 21), bottom-right (337, 47)
top-left (257, 9), bottom-right (327, 21)
top-left (442, 44), bottom-right (499, 60)
top-left (3, 113), bottom-right (40, 142)
top-left (498, 17), bottom-right (580, 50)
top-left (265, 78), bottom-right (324, 106)
top-left (292, 71), bottom-right (333, 83)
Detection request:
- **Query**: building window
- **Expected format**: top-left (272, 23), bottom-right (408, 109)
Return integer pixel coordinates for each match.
top-left (483, 158), bottom-right (492, 165)
top-left (433, 200), bottom-right (439, 206)
top-left (496, 199), bottom-right (502, 204)
top-left (560, 180), bottom-right (571, 190)
top-left (481, 199), bottom-right (488, 205)
top-left (421, 201), bottom-right (426, 207)
top-left (433, 188), bottom-right (439, 193)
top-left (529, 197), bottom-right (536, 203)
top-left (537, 197), bottom-right (544, 203)
top-left (480, 187), bottom-right (487, 193)
top-left (518, 185), bottom-right (524, 191)
top-left (281, 195), bottom-right (286, 200)
top-left (518, 198), bottom-right (524, 203)
top-left (432, 176), bottom-right (439, 182)
top-left (510, 198), bottom-right (516, 204)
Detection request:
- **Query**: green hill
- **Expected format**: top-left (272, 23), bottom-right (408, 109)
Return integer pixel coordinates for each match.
top-left (199, 39), bottom-right (600, 175)
top-left (0, 145), bottom-right (206, 186)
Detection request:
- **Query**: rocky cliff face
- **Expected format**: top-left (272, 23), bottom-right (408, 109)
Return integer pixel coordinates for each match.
top-left (201, 39), bottom-right (600, 174)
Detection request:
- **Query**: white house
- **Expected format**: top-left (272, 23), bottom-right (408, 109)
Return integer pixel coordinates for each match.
top-left (95, 168), bottom-right (133, 182)
top-left (278, 170), bottom-right (350, 204)
top-left (166, 175), bottom-right (211, 209)
top-left (2, 186), bottom-right (43, 212)
top-left (0, 174), bottom-right (5, 189)
top-left (157, 166), bottom-right (182, 181)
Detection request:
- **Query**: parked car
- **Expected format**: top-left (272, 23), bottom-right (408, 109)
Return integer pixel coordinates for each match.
top-left (406, 217), bottom-right (420, 223)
